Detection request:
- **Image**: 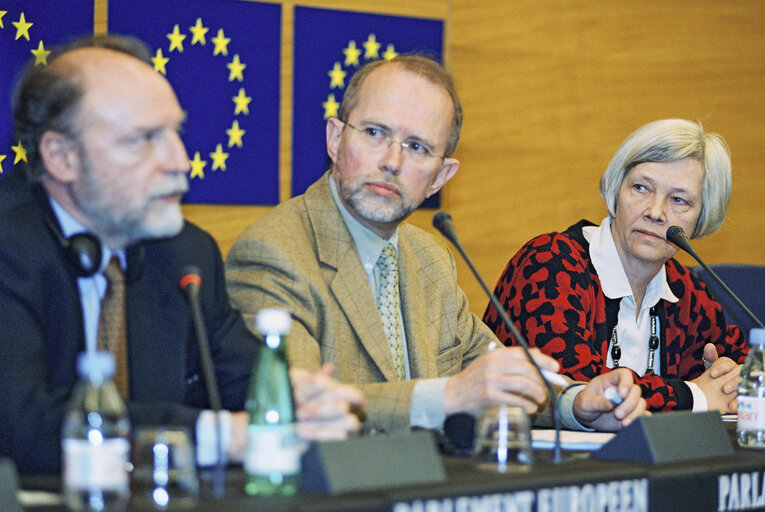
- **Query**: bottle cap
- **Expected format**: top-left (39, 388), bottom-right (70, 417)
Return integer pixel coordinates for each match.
top-left (76, 350), bottom-right (116, 381)
top-left (749, 328), bottom-right (765, 346)
top-left (255, 308), bottom-right (292, 335)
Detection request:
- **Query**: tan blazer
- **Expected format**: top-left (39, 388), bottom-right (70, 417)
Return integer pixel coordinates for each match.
top-left (226, 172), bottom-right (494, 433)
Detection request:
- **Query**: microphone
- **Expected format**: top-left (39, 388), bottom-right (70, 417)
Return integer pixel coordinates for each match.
top-left (433, 211), bottom-right (563, 463)
top-left (178, 267), bottom-right (225, 496)
top-left (666, 226), bottom-right (764, 329)
top-left (179, 267), bottom-right (222, 411)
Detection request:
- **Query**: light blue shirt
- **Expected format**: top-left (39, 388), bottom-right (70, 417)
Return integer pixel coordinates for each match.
top-left (49, 198), bottom-right (124, 354)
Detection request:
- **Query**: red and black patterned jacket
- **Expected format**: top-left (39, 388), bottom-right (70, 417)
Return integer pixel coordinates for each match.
top-left (483, 220), bottom-right (748, 411)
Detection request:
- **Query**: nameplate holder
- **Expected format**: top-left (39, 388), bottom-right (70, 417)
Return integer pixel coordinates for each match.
top-left (300, 430), bottom-right (446, 495)
top-left (592, 410), bottom-right (734, 464)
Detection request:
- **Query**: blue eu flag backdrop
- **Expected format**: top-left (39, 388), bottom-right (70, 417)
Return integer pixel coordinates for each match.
top-left (109, 0), bottom-right (281, 205)
top-left (292, 7), bottom-right (444, 207)
top-left (0, 0), bottom-right (93, 176)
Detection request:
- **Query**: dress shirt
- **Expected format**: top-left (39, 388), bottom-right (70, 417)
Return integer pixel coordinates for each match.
top-left (583, 217), bottom-right (707, 411)
top-left (49, 198), bottom-right (123, 354)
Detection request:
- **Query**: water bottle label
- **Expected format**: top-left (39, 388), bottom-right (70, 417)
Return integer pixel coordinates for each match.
top-left (63, 438), bottom-right (130, 490)
top-left (245, 425), bottom-right (300, 475)
top-left (738, 396), bottom-right (765, 430)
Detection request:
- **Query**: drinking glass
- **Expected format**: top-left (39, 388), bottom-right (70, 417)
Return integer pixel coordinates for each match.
top-left (473, 405), bottom-right (533, 472)
top-left (132, 426), bottom-right (199, 510)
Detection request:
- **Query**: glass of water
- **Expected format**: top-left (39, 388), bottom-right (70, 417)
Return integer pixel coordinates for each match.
top-left (131, 426), bottom-right (199, 510)
top-left (473, 405), bottom-right (533, 473)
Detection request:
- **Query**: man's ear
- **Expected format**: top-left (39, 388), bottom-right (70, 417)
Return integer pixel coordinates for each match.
top-left (426, 157), bottom-right (460, 198)
top-left (38, 131), bottom-right (80, 183)
top-left (326, 117), bottom-right (345, 164)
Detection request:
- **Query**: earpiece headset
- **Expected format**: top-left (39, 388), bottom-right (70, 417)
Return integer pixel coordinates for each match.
top-left (43, 214), bottom-right (102, 277)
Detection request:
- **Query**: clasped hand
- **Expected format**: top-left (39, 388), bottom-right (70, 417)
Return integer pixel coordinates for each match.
top-left (692, 343), bottom-right (741, 413)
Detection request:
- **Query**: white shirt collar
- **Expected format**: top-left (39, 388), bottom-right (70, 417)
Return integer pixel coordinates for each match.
top-left (583, 217), bottom-right (678, 307)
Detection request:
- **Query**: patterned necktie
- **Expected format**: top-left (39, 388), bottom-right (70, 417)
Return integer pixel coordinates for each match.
top-left (376, 245), bottom-right (405, 380)
top-left (97, 257), bottom-right (129, 398)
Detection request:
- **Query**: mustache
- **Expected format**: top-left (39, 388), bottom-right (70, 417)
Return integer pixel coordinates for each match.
top-left (152, 176), bottom-right (189, 198)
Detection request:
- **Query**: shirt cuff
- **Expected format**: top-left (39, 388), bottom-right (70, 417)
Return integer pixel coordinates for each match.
top-left (410, 377), bottom-right (449, 429)
top-left (686, 381), bottom-right (709, 412)
top-left (558, 384), bottom-right (594, 431)
top-left (196, 410), bottom-right (233, 466)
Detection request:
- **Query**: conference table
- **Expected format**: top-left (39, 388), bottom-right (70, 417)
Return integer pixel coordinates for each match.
top-left (20, 423), bottom-right (765, 512)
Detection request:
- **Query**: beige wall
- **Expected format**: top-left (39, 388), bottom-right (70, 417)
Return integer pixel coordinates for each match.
top-left (95, 0), bottom-right (765, 317)
top-left (446, 0), bottom-right (765, 316)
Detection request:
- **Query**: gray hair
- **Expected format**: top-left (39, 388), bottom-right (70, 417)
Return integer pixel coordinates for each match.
top-left (599, 118), bottom-right (731, 238)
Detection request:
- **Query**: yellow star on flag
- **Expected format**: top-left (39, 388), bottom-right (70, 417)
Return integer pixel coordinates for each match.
top-left (189, 152), bottom-right (207, 179)
top-left (226, 120), bottom-right (245, 148)
top-left (0, 154), bottom-right (6, 174)
top-left (152, 48), bottom-right (169, 75)
top-left (31, 41), bottom-right (51, 66)
top-left (328, 62), bottom-right (346, 89)
top-left (227, 54), bottom-right (246, 82)
top-left (382, 44), bottom-right (398, 61)
top-left (189, 18), bottom-right (208, 45)
top-left (0, 11), bottom-right (7, 29)
top-left (11, 141), bottom-right (27, 164)
top-left (363, 34), bottom-right (381, 60)
top-left (13, 12), bottom-right (33, 41)
top-left (343, 40), bottom-right (362, 67)
top-left (212, 29), bottom-right (230, 56)
top-left (322, 94), bottom-right (339, 119)
top-left (232, 88), bottom-right (252, 115)
top-left (209, 144), bottom-right (229, 171)
top-left (167, 24), bottom-right (186, 53)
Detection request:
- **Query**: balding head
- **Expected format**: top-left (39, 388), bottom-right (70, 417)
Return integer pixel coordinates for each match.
top-left (12, 35), bottom-right (153, 180)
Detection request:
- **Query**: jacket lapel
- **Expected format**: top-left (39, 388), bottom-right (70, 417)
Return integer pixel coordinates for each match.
top-left (304, 173), bottom-right (400, 381)
top-left (398, 232), bottom-right (437, 379)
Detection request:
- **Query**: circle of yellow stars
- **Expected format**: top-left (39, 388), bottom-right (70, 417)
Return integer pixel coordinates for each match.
top-left (0, 9), bottom-right (52, 174)
top-left (322, 34), bottom-right (398, 119)
top-left (151, 18), bottom-right (251, 180)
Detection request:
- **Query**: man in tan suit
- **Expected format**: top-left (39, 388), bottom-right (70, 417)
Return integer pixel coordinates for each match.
top-left (226, 56), bottom-right (646, 434)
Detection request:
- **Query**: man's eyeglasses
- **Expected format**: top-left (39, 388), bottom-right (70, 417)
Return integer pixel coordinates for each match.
top-left (343, 122), bottom-right (445, 164)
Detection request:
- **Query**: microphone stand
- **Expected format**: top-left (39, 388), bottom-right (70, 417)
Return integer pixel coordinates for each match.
top-left (666, 226), bottom-right (764, 329)
top-left (180, 267), bottom-right (226, 497)
top-left (433, 212), bottom-right (563, 463)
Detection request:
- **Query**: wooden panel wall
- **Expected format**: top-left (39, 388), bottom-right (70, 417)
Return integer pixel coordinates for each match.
top-left (446, 0), bottom-right (765, 316)
top-left (95, 0), bottom-right (764, 318)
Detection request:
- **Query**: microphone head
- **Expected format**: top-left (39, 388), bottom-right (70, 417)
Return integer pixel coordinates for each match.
top-left (432, 211), bottom-right (452, 231)
top-left (666, 225), bottom-right (686, 244)
top-left (179, 265), bottom-right (202, 292)
top-left (432, 211), bottom-right (459, 245)
top-left (666, 226), bottom-right (693, 253)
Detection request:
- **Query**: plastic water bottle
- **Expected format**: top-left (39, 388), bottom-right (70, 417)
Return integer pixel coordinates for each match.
top-left (737, 328), bottom-right (765, 448)
top-left (62, 351), bottom-right (131, 511)
top-left (244, 308), bottom-right (301, 496)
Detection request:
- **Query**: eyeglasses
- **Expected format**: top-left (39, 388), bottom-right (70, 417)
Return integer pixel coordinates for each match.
top-left (343, 122), bottom-right (445, 163)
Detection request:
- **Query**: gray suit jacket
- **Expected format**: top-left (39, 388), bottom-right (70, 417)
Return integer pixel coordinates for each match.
top-left (226, 172), bottom-right (494, 433)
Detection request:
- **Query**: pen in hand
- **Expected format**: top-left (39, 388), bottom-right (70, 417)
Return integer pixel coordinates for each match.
top-left (604, 387), bottom-right (623, 405)
top-left (487, 341), bottom-right (569, 387)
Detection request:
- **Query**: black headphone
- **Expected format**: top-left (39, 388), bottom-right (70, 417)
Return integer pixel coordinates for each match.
top-left (43, 214), bottom-right (102, 277)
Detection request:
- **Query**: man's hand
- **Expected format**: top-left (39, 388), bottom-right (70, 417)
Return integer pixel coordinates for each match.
top-left (692, 350), bottom-right (741, 413)
top-left (290, 363), bottom-right (366, 441)
top-left (444, 346), bottom-right (559, 416)
top-left (573, 369), bottom-right (647, 432)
